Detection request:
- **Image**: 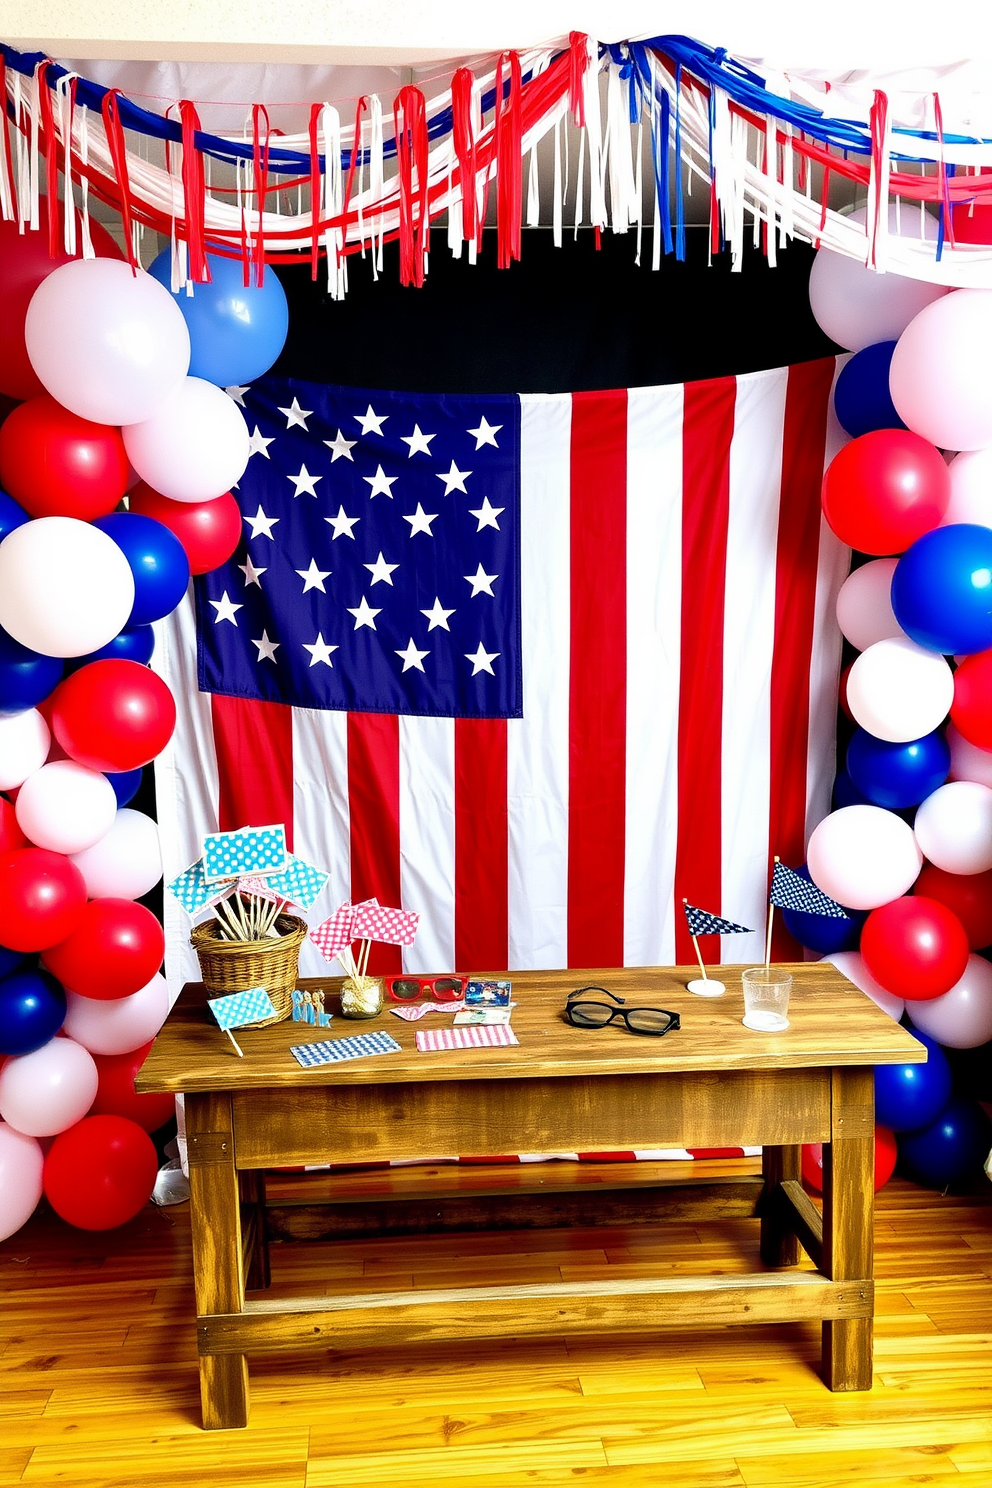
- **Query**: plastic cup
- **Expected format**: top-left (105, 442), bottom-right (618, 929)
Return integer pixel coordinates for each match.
top-left (742, 967), bottom-right (792, 1031)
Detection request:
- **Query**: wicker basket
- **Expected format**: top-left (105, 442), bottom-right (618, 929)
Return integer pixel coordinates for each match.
top-left (190, 914), bottom-right (307, 1026)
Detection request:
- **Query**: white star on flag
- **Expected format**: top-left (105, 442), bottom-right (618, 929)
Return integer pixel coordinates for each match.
top-left (395, 638), bottom-right (429, 673)
top-left (245, 506), bottom-right (279, 540)
top-left (364, 552), bottom-right (399, 586)
top-left (465, 643), bottom-right (499, 675)
top-left (247, 426), bottom-right (275, 459)
top-left (403, 504), bottom-right (439, 537)
top-left (225, 385), bottom-right (249, 407)
top-left (238, 556), bottom-right (266, 587)
top-left (363, 464), bottom-right (398, 499)
top-left (347, 596), bottom-right (382, 630)
top-left (436, 460), bottom-right (471, 495)
top-left (288, 464), bottom-right (322, 497)
top-left (252, 630), bottom-right (280, 663)
top-left (210, 592), bottom-right (243, 625)
top-left (464, 563), bottom-right (498, 596)
top-left (324, 430), bottom-right (356, 462)
top-left (468, 497), bottom-right (504, 531)
top-left (466, 416), bottom-right (501, 449)
top-left (295, 559), bottom-right (331, 593)
top-left (421, 597), bottom-right (455, 631)
top-left (278, 398), bottom-right (313, 430)
top-left (354, 404), bottom-right (388, 437)
top-left (325, 506), bottom-right (360, 540)
top-left (303, 633), bottom-right (339, 667)
top-left (401, 424), bottom-right (436, 457)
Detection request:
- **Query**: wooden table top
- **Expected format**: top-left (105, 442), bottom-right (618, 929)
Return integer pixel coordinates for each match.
top-left (136, 962), bottom-right (926, 1095)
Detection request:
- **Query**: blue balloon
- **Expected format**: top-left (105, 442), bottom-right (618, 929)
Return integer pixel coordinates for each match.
top-left (847, 728), bottom-right (950, 810)
top-left (66, 625), bottom-right (156, 673)
top-left (147, 249), bottom-right (289, 387)
top-left (0, 626), bottom-right (63, 715)
top-left (892, 524), bottom-right (992, 655)
top-left (0, 967), bottom-right (66, 1056)
top-left (92, 513), bottom-right (190, 626)
top-left (0, 489), bottom-right (30, 544)
top-left (833, 341), bottom-right (907, 439)
top-left (875, 1031), bottom-right (953, 1132)
top-left (0, 945), bottom-right (30, 979)
top-left (899, 1096), bottom-right (992, 1187)
top-left (832, 769), bottom-right (871, 810)
top-left (780, 864), bottom-right (865, 953)
top-left (106, 767), bottom-right (143, 807)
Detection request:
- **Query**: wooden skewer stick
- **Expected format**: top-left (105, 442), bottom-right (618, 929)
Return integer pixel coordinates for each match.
top-left (765, 856), bottom-right (779, 970)
top-left (226, 1028), bottom-right (244, 1057)
top-left (683, 899), bottom-right (708, 983)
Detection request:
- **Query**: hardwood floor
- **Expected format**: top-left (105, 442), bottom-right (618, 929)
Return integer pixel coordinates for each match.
top-left (2, 1166), bottom-right (991, 1487)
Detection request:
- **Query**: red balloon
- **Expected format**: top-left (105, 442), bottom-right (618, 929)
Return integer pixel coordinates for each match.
top-left (821, 430), bottom-right (950, 555)
top-left (0, 200), bottom-right (124, 401)
top-left (50, 660), bottom-right (176, 773)
top-left (951, 203), bottom-right (992, 245)
top-left (0, 847), bottom-right (86, 951)
top-left (802, 1126), bottom-right (898, 1193)
top-left (0, 395), bottom-right (129, 520)
top-left (90, 1042), bottom-right (176, 1133)
top-left (914, 864), bottom-right (992, 951)
top-left (128, 484), bottom-right (241, 575)
top-left (42, 898), bottom-right (165, 1000)
top-left (951, 649), bottom-right (992, 751)
top-left (861, 895), bottom-right (970, 1001)
top-left (0, 797), bottom-right (29, 855)
top-left (43, 1114), bottom-right (158, 1230)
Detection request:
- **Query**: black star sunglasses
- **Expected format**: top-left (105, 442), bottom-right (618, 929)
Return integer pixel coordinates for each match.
top-left (565, 986), bottom-right (681, 1037)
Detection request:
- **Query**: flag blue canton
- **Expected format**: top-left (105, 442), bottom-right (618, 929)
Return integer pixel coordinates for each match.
top-left (195, 378), bottom-right (522, 719)
top-left (769, 861), bottom-right (850, 919)
top-left (683, 903), bottom-right (753, 937)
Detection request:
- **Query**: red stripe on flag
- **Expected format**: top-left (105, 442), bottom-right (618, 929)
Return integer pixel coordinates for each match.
top-left (210, 694), bottom-right (295, 849)
top-left (769, 358), bottom-right (836, 959)
top-left (347, 713), bottom-right (402, 975)
top-left (567, 389), bottom-right (627, 968)
top-left (675, 377), bottom-right (737, 964)
top-left (454, 719), bottom-right (508, 972)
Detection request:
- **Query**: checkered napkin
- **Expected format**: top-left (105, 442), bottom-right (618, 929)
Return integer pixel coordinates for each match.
top-left (208, 987), bottom-right (277, 1031)
top-left (290, 1030), bottom-right (403, 1067)
top-left (202, 825), bottom-right (288, 883)
top-left (167, 858), bottom-right (237, 915)
top-left (416, 1025), bottom-right (520, 1052)
top-left (240, 855), bottom-right (330, 910)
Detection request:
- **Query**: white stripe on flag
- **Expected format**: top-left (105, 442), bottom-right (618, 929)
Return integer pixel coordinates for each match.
top-left (292, 705), bottom-right (350, 976)
top-left (399, 715), bottom-right (456, 973)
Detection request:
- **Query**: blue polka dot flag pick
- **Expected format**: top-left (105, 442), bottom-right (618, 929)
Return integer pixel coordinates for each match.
top-left (202, 824), bottom-right (288, 883)
top-left (207, 986), bottom-right (278, 1056)
top-left (167, 857), bottom-right (237, 915)
top-left (682, 903), bottom-right (753, 938)
top-left (769, 861), bottom-right (850, 919)
top-left (239, 855), bottom-right (329, 910)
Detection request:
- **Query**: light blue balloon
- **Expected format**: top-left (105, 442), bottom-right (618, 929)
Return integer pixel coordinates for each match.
top-left (148, 249), bottom-right (289, 387)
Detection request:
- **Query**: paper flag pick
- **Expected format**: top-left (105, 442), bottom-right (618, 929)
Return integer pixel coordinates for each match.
top-left (683, 903), bottom-right (753, 937)
top-left (207, 986), bottom-right (277, 1031)
top-left (769, 861), bottom-right (851, 919)
top-left (351, 901), bottom-right (420, 945)
top-left (349, 898), bottom-right (383, 937)
top-left (311, 903), bottom-right (356, 961)
top-left (167, 858), bottom-right (237, 915)
top-left (241, 855), bottom-right (329, 910)
top-left (202, 824), bottom-right (287, 883)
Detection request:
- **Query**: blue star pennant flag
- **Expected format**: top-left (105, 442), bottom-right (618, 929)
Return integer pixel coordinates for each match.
top-left (207, 986), bottom-right (277, 1031)
top-left (769, 861), bottom-right (850, 919)
top-left (683, 902), bottom-right (753, 938)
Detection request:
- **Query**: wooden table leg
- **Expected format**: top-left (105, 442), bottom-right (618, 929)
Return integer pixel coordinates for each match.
top-left (820, 1065), bottom-right (874, 1391)
top-left (760, 1143), bottom-right (802, 1267)
top-left (186, 1092), bottom-right (250, 1429)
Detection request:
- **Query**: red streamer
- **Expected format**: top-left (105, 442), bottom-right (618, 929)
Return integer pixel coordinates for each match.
top-left (393, 86), bottom-right (429, 287)
top-left (0, 57), bottom-right (14, 218)
top-left (308, 103), bottom-right (322, 281)
top-left (495, 52), bottom-right (523, 269)
top-left (451, 67), bottom-right (477, 242)
top-left (100, 90), bottom-right (137, 271)
top-left (179, 99), bottom-right (209, 282)
top-left (36, 62), bottom-right (61, 256)
top-left (933, 93), bottom-right (956, 251)
top-left (251, 104), bottom-right (271, 287)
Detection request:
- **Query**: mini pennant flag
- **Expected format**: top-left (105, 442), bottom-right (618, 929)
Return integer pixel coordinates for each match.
top-left (167, 858), bottom-right (237, 915)
top-left (311, 902), bottom-right (357, 961)
top-left (202, 824), bottom-right (288, 882)
top-left (240, 855), bottom-right (330, 910)
top-left (207, 986), bottom-right (277, 1031)
top-left (769, 861), bottom-right (850, 919)
top-left (683, 902), bottom-right (753, 937)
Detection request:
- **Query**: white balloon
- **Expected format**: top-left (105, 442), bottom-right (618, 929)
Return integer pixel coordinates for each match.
top-left (846, 637), bottom-right (954, 743)
top-left (0, 1037), bottom-right (98, 1137)
top-left (0, 517), bottom-right (135, 658)
top-left (890, 289), bottom-right (992, 452)
top-left (835, 559), bottom-right (903, 652)
top-left (70, 808), bottom-right (162, 899)
top-left (807, 805), bottom-right (923, 911)
top-left (0, 1123), bottom-right (44, 1243)
top-left (947, 722), bottom-right (992, 789)
top-left (943, 450), bottom-right (992, 528)
top-left (915, 780), bottom-right (992, 874)
top-left (808, 208), bottom-right (948, 352)
top-left (62, 974), bottom-right (169, 1056)
top-left (15, 761), bottom-right (117, 855)
top-left (823, 950), bottom-right (906, 1022)
top-left (907, 954), bottom-right (992, 1048)
top-left (123, 376), bottom-right (250, 502)
top-left (24, 259), bottom-right (190, 425)
top-left (0, 708), bottom-right (50, 791)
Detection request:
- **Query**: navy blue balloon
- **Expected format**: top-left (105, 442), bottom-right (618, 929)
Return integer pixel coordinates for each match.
top-left (0, 945), bottom-right (29, 979)
top-left (833, 341), bottom-right (907, 439)
top-left (899, 1096), bottom-right (992, 1187)
top-left (780, 864), bottom-right (865, 953)
top-left (148, 249), bottom-right (289, 387)
top-left (875, 1031), bottom-right (953, 1132)
top-left (892, 523), bottom-right (992, 655)
top-left (0, 967), bottom-right (66, 1056)
top-left (832, 769), bottom-right (871, 810)
top-left (67, 624), bottom-right (156, 673)
top-left (847, 727), bottom-right (950, 810)
top-left (0, 489), bottom-right (30, 543)
top-left (92, 512), bottom-right (190, 626)
top-left (0, 626), bottom-right (63, 715)
top-left (106, 766), bottom-right (143, 807)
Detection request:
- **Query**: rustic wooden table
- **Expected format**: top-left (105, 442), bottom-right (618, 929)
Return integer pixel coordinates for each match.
top-left (137, 961), bottom-right (926, 1430)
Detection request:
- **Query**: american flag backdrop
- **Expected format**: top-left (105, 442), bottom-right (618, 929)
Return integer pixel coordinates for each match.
top-left (154, 359), bottom-right (849, 992)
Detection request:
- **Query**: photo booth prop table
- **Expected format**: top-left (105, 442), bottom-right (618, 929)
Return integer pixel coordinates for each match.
top-left (136, 962), bottom-right (925, 1431)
